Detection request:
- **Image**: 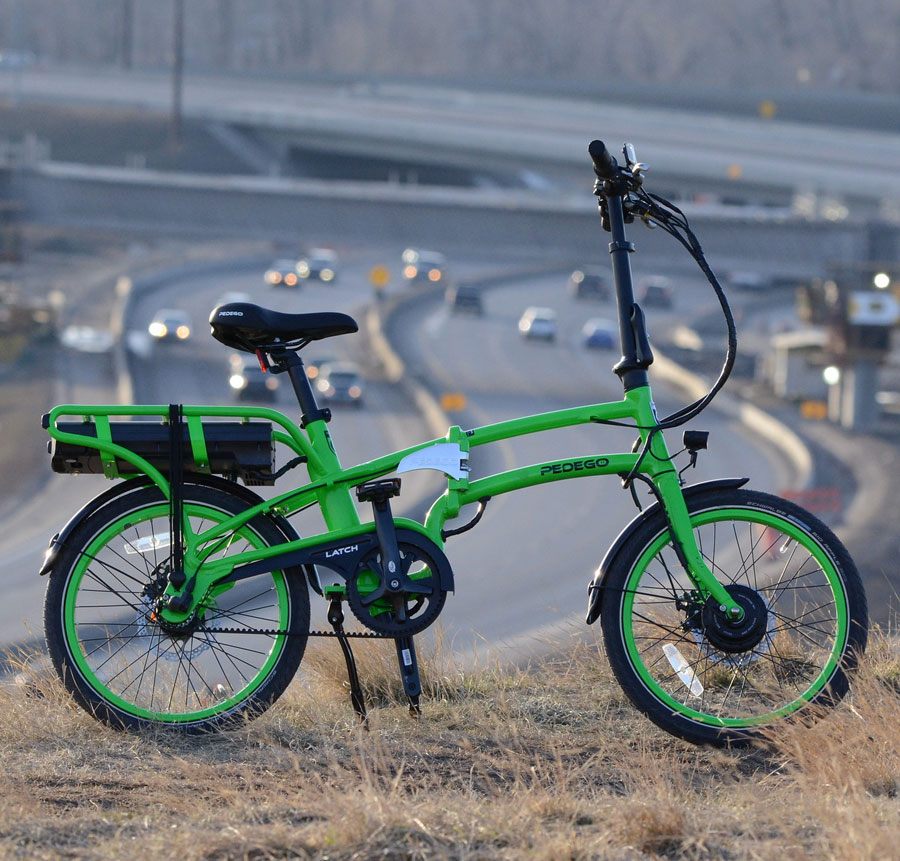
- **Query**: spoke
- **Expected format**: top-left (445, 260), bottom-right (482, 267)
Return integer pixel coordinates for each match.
top-left (200, 629), bottom-right (238, 697)
top-left (82, 568), bottom-right (144, 612)
top-left (204, 585), bottom-right (276, 620)
top-left (765, 539), bottom-right (802, 607)
top-left (202, 636), bottom-right (263, 675)
top-left (731, 522), bottom-right (751, 586)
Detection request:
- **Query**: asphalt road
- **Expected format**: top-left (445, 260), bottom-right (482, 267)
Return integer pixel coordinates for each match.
top-left (0, 253), bottom-right (788, 656)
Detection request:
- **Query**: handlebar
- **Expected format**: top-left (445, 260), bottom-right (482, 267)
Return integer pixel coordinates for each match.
top-left (588, 139), bottom-right (619, 180)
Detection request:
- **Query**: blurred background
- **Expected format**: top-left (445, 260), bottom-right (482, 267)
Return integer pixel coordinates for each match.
top-left (0, 0), bottom-right (897, 655)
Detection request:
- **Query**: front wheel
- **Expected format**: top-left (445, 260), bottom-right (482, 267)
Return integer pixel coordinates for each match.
top-left (600, 488), bottom-right (867, 746)
top-left (44, 484), bottom-right (309, 732)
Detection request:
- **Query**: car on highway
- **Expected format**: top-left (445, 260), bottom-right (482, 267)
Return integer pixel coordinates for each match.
top-left (315, 362), bottom-right (364, 407)
top-left (401, 248), bottom-right (446, 285)
top-left (305, 354), bottom-right (336, 381)
top-left (568, 268), bottom-right (610, 301)
top-left (296, 248), bottom-right (338, 283)
top-left (445, 284), bottom-right (483, 315)
top-left (265, 259), bottom-right (300, 288)
top-left (581, 318), bottom-right (617, 350)
top-left (148, 309), bottom-right (192, 342)
top-left (637, 276), bottom-right (674, 309)
top-left (726, 271), bottom-right (769, 292)
top-left (228, 354), bottom-right (280, 401)
top-left (216, 291), bottom-right (252, 308)
top-left (518, 306), bottom-right (557, 341)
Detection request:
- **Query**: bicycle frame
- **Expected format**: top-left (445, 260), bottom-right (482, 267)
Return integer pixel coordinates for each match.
top-left (44, 145), bottom-right (746, 623)
top-left (45, 380), bottom-right (741, 621)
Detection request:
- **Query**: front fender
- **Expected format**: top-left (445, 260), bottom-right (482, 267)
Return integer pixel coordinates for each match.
top-left (585, 477), bottom-right (749, 624)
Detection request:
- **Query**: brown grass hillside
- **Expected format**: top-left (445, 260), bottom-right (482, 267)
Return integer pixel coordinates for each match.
top-left (1, 632), bottom-right (898, 860)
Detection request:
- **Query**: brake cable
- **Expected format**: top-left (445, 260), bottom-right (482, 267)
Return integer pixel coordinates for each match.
top-left (612, 181), bottom-right (738, 489)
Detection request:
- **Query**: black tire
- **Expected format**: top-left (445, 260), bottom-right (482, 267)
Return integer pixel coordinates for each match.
top-left (599, 488), bottom-right (868, 746)
top-left (44, 484), bottom-right (309, 732)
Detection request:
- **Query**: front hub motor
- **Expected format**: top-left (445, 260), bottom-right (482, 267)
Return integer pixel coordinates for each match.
top-left (701, 584), bottom-right (770, 654)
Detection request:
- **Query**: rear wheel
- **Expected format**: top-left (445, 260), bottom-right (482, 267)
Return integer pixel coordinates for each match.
top-left (44, 485), bottom-right (309, 732)
top-left (600, 488), bottom-right (867, 745)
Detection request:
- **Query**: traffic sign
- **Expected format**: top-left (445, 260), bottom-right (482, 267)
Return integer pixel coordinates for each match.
top-left (440, 392), bottom-right (467, 412)
top-left (369, 265), bottom-right (390, 288)
top-left (800, 400), bottom-right (828, 420)
top-left (847, 292), bottom-right (898, 326)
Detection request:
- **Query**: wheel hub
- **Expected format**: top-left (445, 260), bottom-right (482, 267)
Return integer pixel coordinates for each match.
top-left (701, 584), bottom-right (769, 654)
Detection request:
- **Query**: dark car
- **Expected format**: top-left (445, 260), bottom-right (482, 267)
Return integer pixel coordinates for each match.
top-left (264, 259), bottom-right (299, 288)
top-left (401, 248), bottom-right (446, 285)
top-left (445, 284), bottom-right (483, 315)
top-left (315, 362), bottom-right (364, 407)
top-left (581, 318), bottom-right (617, 350)
top-left (228, 354), bottom-right (280, 401)
top-left (296, 248), bottom-right (338, 283)
top-left (568, 269), bottom-right (610, 301)
top-left (148, 308), bottom-right (192, 342)
top-left (637, 277), bottom-right (674, 309)
top-left (305, 354), bottom-right (336, 382)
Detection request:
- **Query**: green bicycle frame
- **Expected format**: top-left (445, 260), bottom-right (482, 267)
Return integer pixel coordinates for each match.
top-left (45, 143), bottom-right (747, 625)
top-left (45, 384), bottom-right (743, 623)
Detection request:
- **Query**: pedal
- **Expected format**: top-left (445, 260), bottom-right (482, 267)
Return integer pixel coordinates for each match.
top-left (356, 478), bottom-right (402, 505)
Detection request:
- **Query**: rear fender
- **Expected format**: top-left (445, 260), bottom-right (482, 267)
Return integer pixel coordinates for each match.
top-left (585, 477), bottom-right (749, 624)
top-left (37, 474), bottom-right (320, 593)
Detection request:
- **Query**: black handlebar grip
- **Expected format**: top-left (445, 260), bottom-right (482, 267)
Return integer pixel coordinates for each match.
top-left (588, 139), bottom-right (618, 180)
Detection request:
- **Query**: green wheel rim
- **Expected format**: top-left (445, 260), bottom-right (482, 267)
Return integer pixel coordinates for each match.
top-left (621, 506), bottom-right (850, 728)
top-left (63, 502), bottom-right (291, 724)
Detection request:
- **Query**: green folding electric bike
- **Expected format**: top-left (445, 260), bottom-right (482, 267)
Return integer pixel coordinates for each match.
top-left (40, 141), bottom-right (867, 746)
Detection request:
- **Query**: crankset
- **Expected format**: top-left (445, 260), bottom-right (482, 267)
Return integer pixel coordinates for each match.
top-left (346, 542), bottom-right (447, 635)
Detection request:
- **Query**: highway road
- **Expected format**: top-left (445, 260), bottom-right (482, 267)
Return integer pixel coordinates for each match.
top-left (3, 67), bottom-right (900, 205)
top-left (0, 250), bottom-right (788, 658)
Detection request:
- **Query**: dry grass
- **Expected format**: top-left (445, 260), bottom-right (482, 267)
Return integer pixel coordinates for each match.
top-left (0, 631), bottom-right (897, 861)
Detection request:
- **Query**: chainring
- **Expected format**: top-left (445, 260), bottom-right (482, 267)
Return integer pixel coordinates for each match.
top-left (346, 542), bottom-right (446, 636)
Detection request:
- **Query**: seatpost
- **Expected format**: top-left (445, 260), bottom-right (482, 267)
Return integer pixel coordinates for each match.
top-left (271, 349), bottom-right (331, 428)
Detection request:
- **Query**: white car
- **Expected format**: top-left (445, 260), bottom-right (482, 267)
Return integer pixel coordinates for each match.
top-left (518, 306), bottom-right (557, 341)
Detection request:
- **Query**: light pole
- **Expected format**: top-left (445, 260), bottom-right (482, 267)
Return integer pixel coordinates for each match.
top-left (120, 0), bottom-right (133, 69)
top-left (169, 0), bottom-right (185, 150)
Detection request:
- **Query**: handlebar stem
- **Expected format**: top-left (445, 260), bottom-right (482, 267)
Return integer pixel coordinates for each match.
top-left (603, 194), bottom-right (652, 392)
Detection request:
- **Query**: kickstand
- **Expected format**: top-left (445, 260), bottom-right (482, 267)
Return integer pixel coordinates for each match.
top-left (327, 599), bottom-right (368, 728)
top-left (394, 634), bottom-right (422, 718)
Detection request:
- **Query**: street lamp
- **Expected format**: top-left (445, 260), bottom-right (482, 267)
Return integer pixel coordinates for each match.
top-left (873, 272), bottom-right (891, 290)
top-left (823, 366), bottom-right (841, 386)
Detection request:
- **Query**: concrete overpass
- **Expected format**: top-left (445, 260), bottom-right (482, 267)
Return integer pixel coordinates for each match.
top-left (3, 66), bottom-right (900, 209)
